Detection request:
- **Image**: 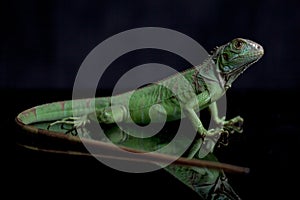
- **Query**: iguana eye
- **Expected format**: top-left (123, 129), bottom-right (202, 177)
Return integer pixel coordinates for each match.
top-left (234, 40), bottom-right (244, 49)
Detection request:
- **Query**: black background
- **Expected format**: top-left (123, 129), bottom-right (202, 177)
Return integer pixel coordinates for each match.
top-left (5, 0), bottom-right (300, 199)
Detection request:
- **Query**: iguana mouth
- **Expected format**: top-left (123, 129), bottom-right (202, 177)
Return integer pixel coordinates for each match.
top-left (222, 58), bottom-right (261, 89)
top-left (235, 59), bottom-right (257, 74)
top-left (224, 57), bottom-right (260, 77)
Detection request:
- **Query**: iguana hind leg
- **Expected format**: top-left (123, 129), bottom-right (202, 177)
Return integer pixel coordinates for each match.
top-left (91, 104), bottom-right (128, 124)
top-left (47, 105), bottom-right (128, 134)
top-left (47, 115), bottom-right (90, 135)
top-left (47, 116), bottom-right (89, 130)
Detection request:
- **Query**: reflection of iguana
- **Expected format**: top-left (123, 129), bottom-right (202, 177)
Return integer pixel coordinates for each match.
top-left (102, 124), bottom-right (243, 199)
top-left (18, 38), bottom-right (263, 157)
top-left (17, 38), bottom-right (263, 199)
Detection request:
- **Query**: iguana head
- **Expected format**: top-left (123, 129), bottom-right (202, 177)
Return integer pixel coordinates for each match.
top-left (213, 38), bottom-right (264, 88)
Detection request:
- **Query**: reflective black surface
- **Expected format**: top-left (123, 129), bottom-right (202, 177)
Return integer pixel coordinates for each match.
top-left (11, 89), bottom-right (299, 199)
top-left (6, 1), bottom-right (300, 199)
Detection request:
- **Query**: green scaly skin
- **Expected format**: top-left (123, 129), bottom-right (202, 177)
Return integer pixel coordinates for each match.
top-left (18, 38), bottom-right (263, 156)
top-left (17, 38), bottom-right (263, 199)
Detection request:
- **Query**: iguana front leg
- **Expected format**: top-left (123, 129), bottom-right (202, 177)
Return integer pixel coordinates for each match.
top-left (209, 102), bottom-right (225, 126)
top-left (183, 91), bottom-right (223, 159)
top-left (184, 107), bottom-right (222, 159)
top-left (209, 102), bottom-right (244, 134)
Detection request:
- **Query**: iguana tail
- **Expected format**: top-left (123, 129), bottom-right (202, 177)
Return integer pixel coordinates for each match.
top-left (17, 97), bottom-right (110, 125)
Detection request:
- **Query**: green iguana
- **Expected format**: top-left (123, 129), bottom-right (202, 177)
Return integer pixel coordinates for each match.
top-left (17, 38), bottom-right (264, 199)
top-left (17, 37), bottom-right (263, 157)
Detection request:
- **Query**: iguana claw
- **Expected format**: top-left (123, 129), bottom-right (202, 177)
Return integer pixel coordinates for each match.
top-left (214, 116), bottom-right (244, 148)
top-left (223, 116), bottom-right (244, 134)
top-left (198, 116), bottom-right (244, 157)
top-left (47, 116), bottom-right (90, 136)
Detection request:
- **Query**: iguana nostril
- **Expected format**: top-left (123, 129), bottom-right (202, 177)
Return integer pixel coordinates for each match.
top-left (258, 45), bottom-right (264, 54)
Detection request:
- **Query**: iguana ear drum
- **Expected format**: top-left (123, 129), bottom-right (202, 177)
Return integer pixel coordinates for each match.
top-left (222, 53), bottom-right (229, 61)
